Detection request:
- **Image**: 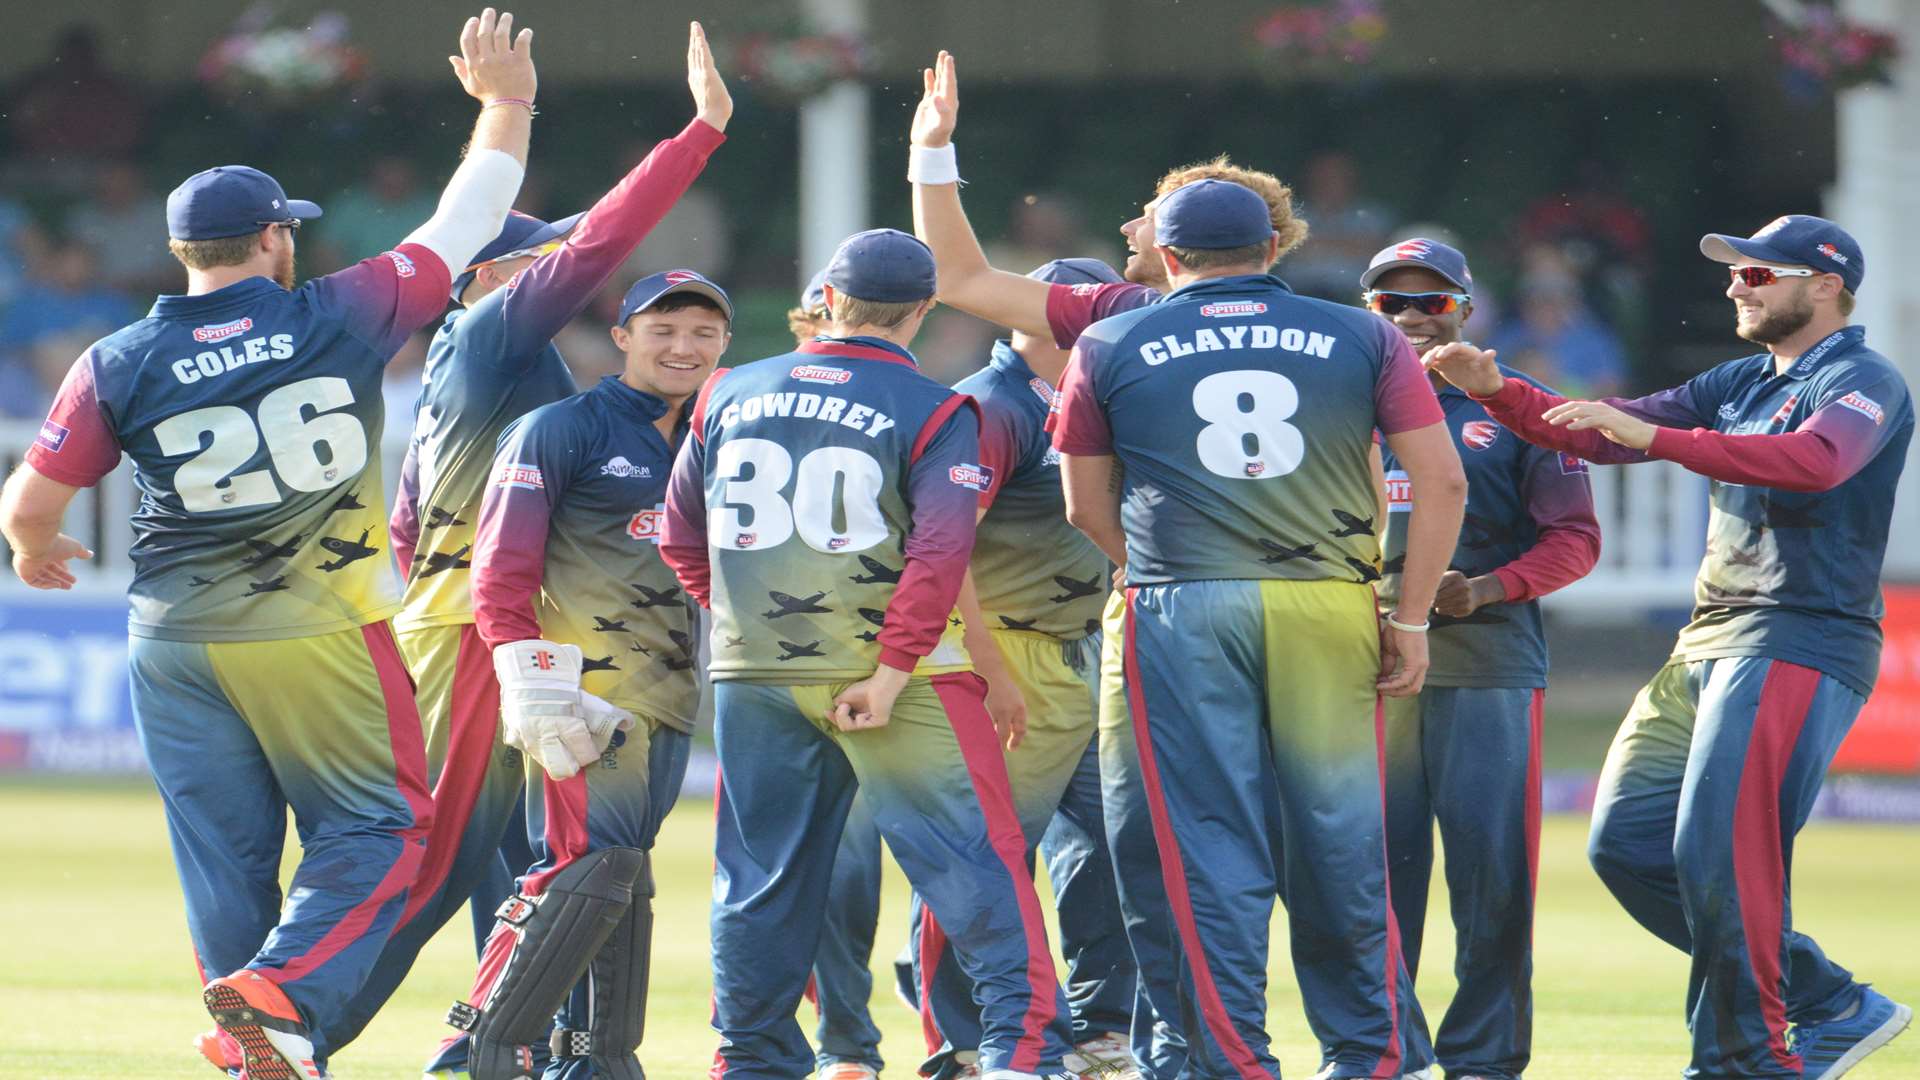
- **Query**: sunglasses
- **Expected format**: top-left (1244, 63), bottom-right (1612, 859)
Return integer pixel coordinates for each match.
top-left (1363, 290), bottom-right (1470, 316)
top-left (1729, 265), bottom-right (1818, 288)
top-left (258, 219), bottom-right (302, 231)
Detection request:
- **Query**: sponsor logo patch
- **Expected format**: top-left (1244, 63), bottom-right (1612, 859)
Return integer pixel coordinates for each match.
top-left (665, 269), bottom-right (701, 285)
top-left (192, 317), bottom-right (254, 343)
top-left (1559, 452), bottom-right (1589, 476)
top-left (791, 364), bottom-right (852, 384)
top-left (600, 456), bottom-right (652, 479)
top-left (1244, 461), bottom-right (1266, 477)
top-left (384, 250), bottom-right (417, 277)
top-left (494, 463), bottom-right (545, 490)
top-left (1460, 420), bottom-right (1500, 451)
top-left (1070, 283), bottom-right (1101, 296)
top-left (949, 463), bottom-right (994, 491)
top-left (35, 420), bottom-right (69, 453)
top-left (627, 506), bottom-right (665, 542)
top-left (1028, 376), bottom-right (1057, 406)
top-left (1199, 301), bottom-right (1268, 318)
top-left (734, 531), bottom-right (757, 548)
top-left (1817, 242), bottom-right (1850, 265)
top-left (1393, 239), bottom-right (1433, 259)
top-left (827, 537), bottom-right (850, 550)
top-left (1718, 402), bottom-right (1743, 422)
top-left (1838, 390), bottom-right (1885, 425)
top-left (1385, 470), bottom-right (1412, 511)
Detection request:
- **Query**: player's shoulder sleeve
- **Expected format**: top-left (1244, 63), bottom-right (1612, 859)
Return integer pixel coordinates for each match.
top-left (22, 346), bottom-right (123, 488)
top-left (1046, 281), bottom-right (1157, 350)
top-left (1367, 312), bottom-right (1445, 435)
top-left (956, 371), bottom-right (1029, 509)
top-left (1800, 348), bottom-right (1912, 456)
top-left (1050, 315), bottom-right (1134, 456)
top-left (303, 243), bottom-right (452, 356)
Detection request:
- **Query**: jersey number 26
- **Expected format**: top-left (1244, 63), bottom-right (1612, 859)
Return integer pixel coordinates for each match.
top-left (153, 376), bottom-right (367, 512)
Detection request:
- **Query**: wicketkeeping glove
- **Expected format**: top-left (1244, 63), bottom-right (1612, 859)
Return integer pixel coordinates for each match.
top-left (493, 640), bottom-right (635, 780)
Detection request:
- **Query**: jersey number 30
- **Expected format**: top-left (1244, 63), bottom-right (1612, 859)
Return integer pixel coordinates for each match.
top-left (153, 376), bottom-right (367, 512)
top-left (711, 438), bottom-right (886, 554)
top-left (1193, 370), bottom-right (1305, 480)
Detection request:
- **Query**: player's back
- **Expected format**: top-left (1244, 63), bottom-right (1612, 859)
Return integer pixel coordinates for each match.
top-left (693, 340), bottom-right (975, 682)
top-left (1057, 272), bottom-right (1423, 586)
top-left (67, 255), bottom-right (441, 640)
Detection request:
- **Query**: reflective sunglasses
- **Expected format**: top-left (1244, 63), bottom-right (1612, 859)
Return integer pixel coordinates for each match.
top-left (1729, 265), bottom-right (1818, 288)
top-left (1363, 290), bottom-right (1470, 316)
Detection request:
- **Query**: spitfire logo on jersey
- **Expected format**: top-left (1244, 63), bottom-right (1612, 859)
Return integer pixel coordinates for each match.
top-left (192, 318), bottom-right (254, 343)
top-left (1839, 391), bottom-right (1885, 425)
top-left (1199, 301), bottom-right (1269, 318)
top-left (1385, 469), bottom-right (1412, 511)
top-left (1461, 420), bottom-right (1501, 451)
top-left (628, 506), bottom-right (666, 542)
top-left (949, 463), bottom-right (994, 491)
top-left (790, 364), bottom-right (853, 384)
top-left (1028, 377), bottom-right (1057, 406)
top-left (495, 462), bottom-right (545, 490)
top-left (384, 250), bottom-right (418, 277)
top-left (170, 333), bottom-right (298, 384)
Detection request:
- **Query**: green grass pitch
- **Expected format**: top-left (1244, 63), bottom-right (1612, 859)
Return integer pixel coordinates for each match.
top-left (2, 781), bottom-right (1915, 1078)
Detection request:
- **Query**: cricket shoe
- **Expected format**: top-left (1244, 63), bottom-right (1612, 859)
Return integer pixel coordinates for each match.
top-left (1789, 985), bottom-right (1913, 1080)
top-left (818, 1064), bottom-right (880, 1080)
top-left (1062, 1032), bottom-right (1140, 1078)
top-left (203, 970), bottom-right (323, 1080)
top-left (194, 1028), bottom-right (243, 1075)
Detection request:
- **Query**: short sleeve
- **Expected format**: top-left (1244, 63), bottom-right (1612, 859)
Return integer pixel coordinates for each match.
top-left (1046, 281), bottom-right (1156, 349)
top-left (1372, 318), bottom-right (1445, 434)
top-left (23, 351), bottom-right (122, 488)
top-left (1049, 344), bottom-right (1114, 455)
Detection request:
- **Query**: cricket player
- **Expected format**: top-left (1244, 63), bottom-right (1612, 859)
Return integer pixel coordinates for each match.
top-left (327, 23), bottom-right (732, 1073)
top-left (1427, 214), bottom-right (1913, 1079)
top-left (907, 255), bottom-right (1140, 1080)
top-left (429, 269), bottom-right (732, 1079)
top-left (1362, 239), bottom-right (1601, 1080)
top-left (906, 52), bottom-right (1309, 1075)
top-left (0, 11), bottom-right (539, 1078)
top-left (1051, 178), bottom-right (1466, 1079)
top-left (660, 228), bottom-right (1079, 1080)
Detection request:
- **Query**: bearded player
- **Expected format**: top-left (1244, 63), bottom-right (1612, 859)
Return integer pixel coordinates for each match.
top-left (0, 10), bottom-right (541, 1078)
top-left (1427, 215), bottom-right (1912, 1080)
top-left (661, 228), bottom-right (1081, 1080)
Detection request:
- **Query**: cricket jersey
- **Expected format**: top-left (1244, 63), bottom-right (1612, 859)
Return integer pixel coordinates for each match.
top-left (1051, 273), bottom-right (1444, 586)
top-left (391, 119), bottom-right (725, 633)
top-left (955, 341), bottom-right (1109, 640)
top-left (1377, 368), bottom-right (1601, 688)
top-left (660, 337), bottom-right (982, 683)
top-left (27, 248), bottom-right (451, 641)
top-left (470, 376), bottom-right (699, 731)
top-left (1045, 280), bottom-right (1157, 349)
top-left (1474, 325), bottom-right (1911, 695)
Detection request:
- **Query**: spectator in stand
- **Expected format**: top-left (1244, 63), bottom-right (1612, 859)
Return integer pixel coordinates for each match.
top-left (0, 238), bottom-right (134, 357)
top-left (1516, 160), bottom-right (1655, 350)
top-left (0, 196), bottom-right (44, 311)
top-left (316, 156), bottom-right (442, 268)
top-left (1488, 267), bottom-right (1629, 399)
top-left (1284, 149), bottom-right (1396, 301)
top-left (67, 161), bottom-right (176, 294)
top-left (8, 25), bottom-right (143, 168)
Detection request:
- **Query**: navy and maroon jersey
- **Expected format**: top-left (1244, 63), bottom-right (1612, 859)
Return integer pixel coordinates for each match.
top-left (1045, 280), bottom-right (1157, 349)
top-left (392, 119), bottom-right (725, 633)
top-left (660, 337), bottom-right (982, 683)
top-left (1377, 367), bottom-right (1601, 688)
top-left (27, 247), bottom-right (451, 641)
top-left (954, 341), bottom-right (1108, 640)
top-left (471, 376), bottom-right (698, 731)
top-left (1475, 325), bottom-right (1912, 696)
top-left (1051, 273), bottom-right (1444, 586)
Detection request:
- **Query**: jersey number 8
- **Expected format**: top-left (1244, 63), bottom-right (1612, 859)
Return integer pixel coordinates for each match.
top-left (711, 438), bottom-right (887, 554)
top-left (153, 376), bottom-right (368, 512)
top-left (1193, 370), bottom-right (1305, 480)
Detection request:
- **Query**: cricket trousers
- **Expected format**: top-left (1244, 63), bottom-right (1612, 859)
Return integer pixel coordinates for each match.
top-left (460, 714), bottom-right (692, 1080)
top-left (1381, 686), bottom-right (1544, 1080)
top-left (129, 621), bottom-right (432, 1051)
top-left (1587, 656), bottom-right (1865, 1079)
top-left (911, 630), bottom-right (1134, 1077)
top-left (325, 622), bottom-right (532, 1061)
top-left (709, 673), bottom-right (1073, 1078)
top-left (811, 792), bottom-right (887, 1073)
top-left (1121, 579), bottom-right (1431, 1079)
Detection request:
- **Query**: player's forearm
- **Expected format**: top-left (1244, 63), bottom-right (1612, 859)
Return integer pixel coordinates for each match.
top-left (659, 490), bottom-right (712, 609)
top-left (912, 179), bottom-right (1053, 337)
top-left (1492, 523), bottom-right (1602, 604)
top-left (1473, 379), bottom-right (1654, 466)
top-left (1061, 454), bottom-right (1129, 569)
top-left (471, 513), bottom-right (549, 647)
top-left (468, 97), bottom-right (533, 169)
top-left (402, 148), bottom-right (525, 282)
top-left (0, 465), bottom-right (76, 556)
top-left (1646, 424), bottom-right (1858, 493)
top-left (876, 544), bottom-right (972, 672)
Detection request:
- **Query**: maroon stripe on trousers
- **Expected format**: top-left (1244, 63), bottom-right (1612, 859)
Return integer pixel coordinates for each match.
top-left (1368, 695), bottom-right (1404, 1077)
top-left (400, 623), bottom-right (500, 924)
top-left (1733, 661), bottom-right (1820, 1074)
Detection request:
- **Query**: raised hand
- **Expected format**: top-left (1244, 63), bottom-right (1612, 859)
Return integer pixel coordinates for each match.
top-left (687, 21), bottom-right (733, 132)
top-left (450, 8), bottom-right (537, 105)
top-left (910, 51), bottom-right (959, 148)
top-left (1422, 340), bottom-right (1504, 397)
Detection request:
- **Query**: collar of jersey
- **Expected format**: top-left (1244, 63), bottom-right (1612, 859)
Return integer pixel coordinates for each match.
top-left (149, 276), bottom-right (282, 317)
top-left (800, 335), bottom-right (919, 368)
top-left (1162, 272), bottom-right (1294, 303)
top-left (594, 374), bottom-right (672, 423)
top-left (988, 338), bottom-right (1038, 381)
top-left (1779, 324), bottom-right (1867, 381)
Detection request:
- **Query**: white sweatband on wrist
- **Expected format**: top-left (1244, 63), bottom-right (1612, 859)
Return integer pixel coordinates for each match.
top-left (908, 142), bottom-right (962, 185)
top-left (402, 148), bottom-right (526, 277)
top-left (1385, 614), bottom-right (1430, 633)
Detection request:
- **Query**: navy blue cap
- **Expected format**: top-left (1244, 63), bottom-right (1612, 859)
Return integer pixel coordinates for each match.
top-left (801, 268), bottom-right (830, 314)
top-left (824, 228), bottom-right (937, 303)
top-left (1360, 238), bottom-right (1474, 292)
top-left (1701, 215), bottom-right (1864, 292)
top-left (452, 210), bottom-right (585, 303)
top-left (1155, 179), bottom-right (1273, 251)
top-left (617, 269), bottom-right (734, 327)
top-left (167, 166), bottom-right (321, 241)
top-left (1027, 257), bottom-right (1124, 286)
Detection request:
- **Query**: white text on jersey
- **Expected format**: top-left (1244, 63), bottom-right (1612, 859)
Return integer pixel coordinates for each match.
top-left (716, 392), bottom-right (897, 438)
top-left (171, 334), bottom-right (297, 384)
top-left (1138, 325), bottom-right (1337, 366)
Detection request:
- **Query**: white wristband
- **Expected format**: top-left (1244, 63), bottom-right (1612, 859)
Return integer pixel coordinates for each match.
top-left (1385, 614), bottom-right (1430, 633)
top-left (908, 142), bottom-right (962, 185)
